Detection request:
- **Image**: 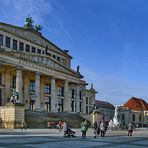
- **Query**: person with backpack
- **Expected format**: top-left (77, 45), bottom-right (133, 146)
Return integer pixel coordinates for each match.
top-left (81, 120), bottom-right (88, 139)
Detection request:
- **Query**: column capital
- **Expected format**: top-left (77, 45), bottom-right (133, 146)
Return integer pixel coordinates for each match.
top-left (64, 79), bottom-right (70, 85)
top-left (50, 76), bottom-right (57, 80)
top-left (35, 71), bottom-right (41, 75)
top-left (16, 66), bottom-right (24, 70)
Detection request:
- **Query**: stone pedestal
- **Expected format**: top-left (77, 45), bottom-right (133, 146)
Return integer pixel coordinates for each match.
top-left (0, 103), bottom-right (25, 129)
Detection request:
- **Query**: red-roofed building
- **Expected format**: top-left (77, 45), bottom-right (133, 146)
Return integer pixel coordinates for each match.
top-left (123, 97), bottom-right (148, 111)
top-left (117, 97), bottom-right (148, 127)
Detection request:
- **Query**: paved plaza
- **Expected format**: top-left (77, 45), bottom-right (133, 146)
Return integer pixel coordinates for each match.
top-left (0, 128), bottom-right (148, 148)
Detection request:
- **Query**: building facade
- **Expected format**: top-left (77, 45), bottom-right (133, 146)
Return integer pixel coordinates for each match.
top-left (0, 19), bottom-right (96, 114)
top-left (117, 97), bottom-right (148, 127)
top-left (95, 100), bottom-right (115, 121)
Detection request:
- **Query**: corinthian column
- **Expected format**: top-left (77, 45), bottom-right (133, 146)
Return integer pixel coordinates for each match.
top-left (51, 78), bottom-right (58, 112)
top-left (63, 80), bottom-right (70, 112)
top-left (16, 67), bottom-right (23, 103)
top-left (35, 72), bottom-right (41, 110)
top-left (76, 85), bottom-right (80, 113)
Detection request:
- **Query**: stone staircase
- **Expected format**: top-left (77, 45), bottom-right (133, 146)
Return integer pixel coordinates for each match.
top-left (25, 110), bottom-right (85, 128)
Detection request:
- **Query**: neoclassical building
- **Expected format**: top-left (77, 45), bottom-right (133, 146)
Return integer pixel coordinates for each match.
top-left (0, 18), bottom-right (96, 114)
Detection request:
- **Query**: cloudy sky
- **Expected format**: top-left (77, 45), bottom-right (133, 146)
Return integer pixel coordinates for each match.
top-left (1, 0), bottom-right (148, 105)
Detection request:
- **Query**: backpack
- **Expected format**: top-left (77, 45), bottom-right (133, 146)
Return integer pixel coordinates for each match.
top-left (81, 125), bottom-right (86, 131)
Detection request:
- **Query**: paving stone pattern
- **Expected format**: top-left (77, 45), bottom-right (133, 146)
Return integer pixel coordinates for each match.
top-left (0, 128), bottom-right (147, 148)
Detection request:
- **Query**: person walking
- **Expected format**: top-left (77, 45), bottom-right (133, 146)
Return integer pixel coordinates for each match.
top-left (93, 121), bottom-right (98, 138)
top-left (81, 120), bottom-right (88, 139)
top-left (100, 121), bottom-right (105, 137)
top-left (128, 122), bottom-right (134, 137)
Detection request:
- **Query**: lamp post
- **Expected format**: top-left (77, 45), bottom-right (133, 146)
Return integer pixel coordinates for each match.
top-left (91, 104), bottom-right (97, 124)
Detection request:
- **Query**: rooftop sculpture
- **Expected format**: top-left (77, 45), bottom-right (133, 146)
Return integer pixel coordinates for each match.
top-left (24, 15), bottom-right (42, 32)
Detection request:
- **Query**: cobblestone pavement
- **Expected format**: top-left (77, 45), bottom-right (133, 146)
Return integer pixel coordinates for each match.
top-left (0, 128), bottom-right (147, 148)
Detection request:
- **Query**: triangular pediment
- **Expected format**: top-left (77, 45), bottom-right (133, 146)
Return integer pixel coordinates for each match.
top-left (0, 22), bottom-right (71, 58)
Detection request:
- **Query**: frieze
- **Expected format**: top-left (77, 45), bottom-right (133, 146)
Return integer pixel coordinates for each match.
top-left (0, 49), bottom-right (78, 76)
top-left (0, 49), bottom-right (79, 82)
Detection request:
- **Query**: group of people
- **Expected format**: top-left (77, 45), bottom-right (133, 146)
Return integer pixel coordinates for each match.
top-left (93, 121), bottom-right (108, 138)
top-left (21, 119), bottom-right (135, 138)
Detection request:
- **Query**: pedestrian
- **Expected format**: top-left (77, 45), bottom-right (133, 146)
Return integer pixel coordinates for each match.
top-left (128, 122), bottom-right (134, 137)
top-left (21, 120), bottom-right (27, 131)
top-left (63, 121), bottom-right (68, 137)
top-left (93, 121), bottom-right (98, 138)
top-left (100, 121), bottom-right (105, 137)
top-left (97, 122), bottom-right (100, 137)
top-left (81, 120), bottom-right (88, 139)
top-left (58, 120), bottom-right (62, 132)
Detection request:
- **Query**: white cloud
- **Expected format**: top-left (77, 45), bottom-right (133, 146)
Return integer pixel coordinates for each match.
top-left (0, 0), bottom-right (54, 25)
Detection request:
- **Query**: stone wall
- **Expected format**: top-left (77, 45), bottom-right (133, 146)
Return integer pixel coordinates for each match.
top-left (0, 103), bottom-right (25, 129)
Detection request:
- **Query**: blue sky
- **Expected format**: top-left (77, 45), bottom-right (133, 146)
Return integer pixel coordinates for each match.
top-left (1, 0), bottom-right (148, 105)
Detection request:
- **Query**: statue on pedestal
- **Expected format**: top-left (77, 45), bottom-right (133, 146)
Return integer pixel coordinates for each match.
top-left (109, 105), bottom-right (121, 129)
top-left (10, 90), bottom-right (19, 104)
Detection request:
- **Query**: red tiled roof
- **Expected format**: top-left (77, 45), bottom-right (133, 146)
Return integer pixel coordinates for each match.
top-left (123, 97), bottom-right (148, 111)
top-left (95, 100), bottom-right (114, 109)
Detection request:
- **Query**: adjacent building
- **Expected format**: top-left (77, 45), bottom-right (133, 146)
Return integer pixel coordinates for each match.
top-left (118, 97), bottom-right (148, 127)
top-left (0, 17), bottom-right (96, 114)
top-left (95, 100), bottom-right (115, 121)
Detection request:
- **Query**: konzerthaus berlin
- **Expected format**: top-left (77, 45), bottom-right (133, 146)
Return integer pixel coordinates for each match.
top-left (0, 18), bottom-right (96, 114)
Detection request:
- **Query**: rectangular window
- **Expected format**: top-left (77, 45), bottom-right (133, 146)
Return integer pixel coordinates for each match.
top-left (122, 114), bottom-right (124, 120)
top-left (44, 84), bottom-right (51, 94)
top-left (86, 97), bottom-right (89, 104)
top-left (57, 57), bottom-right (60, 62)
top-left (0, 34), bottom-right (3, 46)
top-left (71, 100), bottom-right (74, 112)
top-left (86, 106), bottom-right (89, 114)
top-left (19, 42), bottom-right (24, 51)
top-left (6, 37), bottom-right (10, 48)
top-left (58, 98), bottom-right (64, 112)
top-left (52, 55), bottom-right (56, 59)
top-left (12, 76), bottom-right (16, 88)
top-left (57, 87), bottom-right (64, 96)
top-left (139, 114), bottom-right (142, 121)
top-left (70, 89), bottom-right (76, 99)
top-left (62, 58), bottom-right (66, 65)
top-left (26, 44), bottom-right (30, 52)
top-left (132, 114), bottom-right (135, 121)
top-left (45, 96), bottom-right (51, 112)
top-left (32, 47), bottom-right (36, 53)
top-left (29, 80), bottom-right (35, 91)
top-left (13, 39), bottom-right (17, 50)
top-left (37, 49), bottom-right (41, 54)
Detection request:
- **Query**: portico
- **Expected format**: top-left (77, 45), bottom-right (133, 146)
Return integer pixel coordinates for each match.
top-left (0, 20), bottom-right (96, 114)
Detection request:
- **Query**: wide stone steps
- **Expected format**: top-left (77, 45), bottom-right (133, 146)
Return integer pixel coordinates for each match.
top-left (25, 110), bottom-right (85, 128)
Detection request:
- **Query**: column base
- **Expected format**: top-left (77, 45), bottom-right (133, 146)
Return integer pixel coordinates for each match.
top-left (35, 108), bottom-right (41, 111)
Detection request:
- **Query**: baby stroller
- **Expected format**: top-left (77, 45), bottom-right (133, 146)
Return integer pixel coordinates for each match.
top-left (64, 128), bottom-right (76, 137)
